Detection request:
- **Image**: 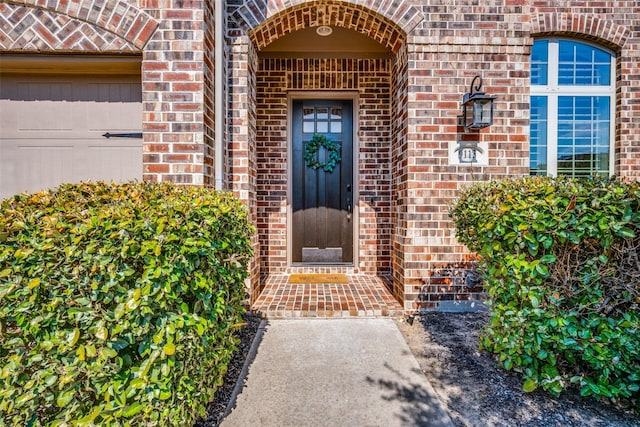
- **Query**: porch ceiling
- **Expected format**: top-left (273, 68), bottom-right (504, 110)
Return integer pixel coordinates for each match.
top-left (259, 26), bottom-right (392, 59)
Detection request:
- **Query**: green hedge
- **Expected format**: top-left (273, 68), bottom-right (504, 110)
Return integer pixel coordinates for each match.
top-left (0, 182), bottom-right (254, 426)
top-left (450, 177), bottom-right (639, 408)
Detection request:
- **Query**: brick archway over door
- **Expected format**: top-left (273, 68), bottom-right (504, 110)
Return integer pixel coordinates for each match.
top-left (226, 0), bottom-right (419, 305)
top-left (229, 0), bottom-right (424, 45)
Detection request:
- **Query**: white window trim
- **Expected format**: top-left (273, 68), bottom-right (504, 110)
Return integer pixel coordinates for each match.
top-left (531, 38), bottom-right (616, 177)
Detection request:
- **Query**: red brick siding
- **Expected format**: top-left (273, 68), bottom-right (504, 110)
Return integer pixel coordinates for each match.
top-left (399, 3), bottom-right (532, 310)
top-left (227, 35), bottom-right (262, 301)
top-left (141, 1), bottom-right (206, 184)
top-left (390, 43), bottom-right (409, 307)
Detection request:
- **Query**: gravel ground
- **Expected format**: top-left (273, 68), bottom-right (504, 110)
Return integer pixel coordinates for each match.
top-left (194, 311), bottom-right (638, 427)
top-left (396, 312), bottom-right (639, 427)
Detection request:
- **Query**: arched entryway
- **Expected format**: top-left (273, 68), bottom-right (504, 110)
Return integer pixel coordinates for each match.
top-left (226, 1), bottom-right (422, 314)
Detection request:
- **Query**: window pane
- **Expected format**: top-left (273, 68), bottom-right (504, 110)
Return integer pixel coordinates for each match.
top-left (303, 108), bottom-right (314, 120)
top-left (531, 40), bottom-right (549, 85)
top-left (316, 121), bottom-right (328, 133)
top-left (530, 96), bottom-right (548, 175)
top-left (558, 41), bottom-right (611, 86)
top-left (530, 39), bottom-right (614, 178)
top-left (303, 121), bottom-right (315, 133)
top-left (556, 96), bottom-right (610, 177)
top-left (316, 108), bottom-right (328, 120)
top-left (330, 108), bottom-right (342, 133)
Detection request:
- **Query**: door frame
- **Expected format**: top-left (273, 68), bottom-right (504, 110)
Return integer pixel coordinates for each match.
top-left (287, 91), bottom-right (360, 267)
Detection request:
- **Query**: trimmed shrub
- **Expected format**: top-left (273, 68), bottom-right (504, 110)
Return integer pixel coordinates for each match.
top-left (0, 182), bottom-right (254, 426)
top-left (450, 176), bottom-right (639, 408)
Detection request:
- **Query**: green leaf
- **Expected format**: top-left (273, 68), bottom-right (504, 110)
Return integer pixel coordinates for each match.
top-left (523, 379), bottom-right (537, 392)
top-left (56, 390), bottom-right (74, 407)
top-left (539, 254), bottom-right (556, 263)
top-left (110, 339), bottom-right (129, 351)
top-left (163, 342), bottom-right (176, 356)
top-left (123, 402), bottom-right (143, 417)
top-left (534, 263), bottom-right (548, 277)
top-left (530, 295), bottom-right (540, 308)
top-left (44, 374), bottom-right (58, 387)
top-left (69, 328), bottom-right (80, 346)
top-left (77, 345), bottom-right (86, 361)
top-left (114, 303), bottom-right (125, 320)
top-left (616, 227), bottom-right (635, 238)
top-left (95, 327), bottom-right (109, 341)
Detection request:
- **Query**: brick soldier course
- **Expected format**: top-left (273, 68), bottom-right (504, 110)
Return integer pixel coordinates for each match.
top-left (2, 0), bottom-right (639, 312)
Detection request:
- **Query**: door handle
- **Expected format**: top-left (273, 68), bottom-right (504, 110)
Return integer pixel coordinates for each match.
top-left (346, 197), bottom-right (352, 214)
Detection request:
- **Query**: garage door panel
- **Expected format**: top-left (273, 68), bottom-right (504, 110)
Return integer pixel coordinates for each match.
top-left (87, 84), bottom-right (142, 132)
top-left (1, 72), bottom-right (142, 199)
top-left (16, 82), bottom-right (74, 131)
top-left (16, 81), bottom-right (74, 102)
top-left (18, 101), bottom-right (75, 132)
top-left (84, 145), bottom-right (142, 181)
top-left (13, 145), bottom-right (75, 195)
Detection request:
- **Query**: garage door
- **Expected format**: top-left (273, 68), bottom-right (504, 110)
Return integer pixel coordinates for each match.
top-left (0, 69), bottom-right (142, 199)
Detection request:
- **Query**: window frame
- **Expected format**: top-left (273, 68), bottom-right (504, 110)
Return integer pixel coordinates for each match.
top-left (530, 38), bottom-right (616, 177)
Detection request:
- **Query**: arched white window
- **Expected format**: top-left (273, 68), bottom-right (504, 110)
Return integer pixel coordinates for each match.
top-left (530, 39), bottom-right (615, 177)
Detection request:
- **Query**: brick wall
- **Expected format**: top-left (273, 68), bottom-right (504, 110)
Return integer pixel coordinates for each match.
top-left (390, 43), bottom-right (409, 305)
top-left (141, 0), bottom-right (207, 185)
top-left (227, 33), bottom-right (261, 300)
top-left (399, 2), bottom-right (532, 310)
top-left (0, 2), bottom-right (138, 51)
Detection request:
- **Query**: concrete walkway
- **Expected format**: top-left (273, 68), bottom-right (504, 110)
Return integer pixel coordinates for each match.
top-left (221, 319), bottom-right (454, 427)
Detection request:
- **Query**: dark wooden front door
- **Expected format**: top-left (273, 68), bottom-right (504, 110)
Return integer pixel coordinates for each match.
top-left (292, 99), bottom-right (353, 263)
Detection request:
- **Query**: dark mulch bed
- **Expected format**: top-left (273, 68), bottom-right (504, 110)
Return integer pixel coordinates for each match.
top-left (397, 312), bottom-right (640, 427)
top-left (194, 311), bottom-right (262, 427)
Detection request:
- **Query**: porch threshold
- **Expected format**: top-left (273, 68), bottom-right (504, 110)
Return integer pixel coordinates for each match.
top-left (252, 274), bottom-right (404, 319)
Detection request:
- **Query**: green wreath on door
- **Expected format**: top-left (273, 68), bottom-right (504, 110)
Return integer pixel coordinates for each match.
top-left (304, 133), bottom-right (342, 173)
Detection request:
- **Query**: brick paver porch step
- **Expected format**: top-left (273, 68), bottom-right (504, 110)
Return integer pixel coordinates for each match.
top-left (252, 274), bottom-right (404, 318)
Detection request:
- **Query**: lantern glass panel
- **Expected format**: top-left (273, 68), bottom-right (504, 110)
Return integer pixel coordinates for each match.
top-left (464, 96), bottom-right (493, 129)
top-left (474, 99), bottom-right (492, 126)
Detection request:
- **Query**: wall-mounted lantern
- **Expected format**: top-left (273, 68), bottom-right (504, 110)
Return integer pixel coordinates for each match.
top-left (462, 75), bottom-right (494, 129)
